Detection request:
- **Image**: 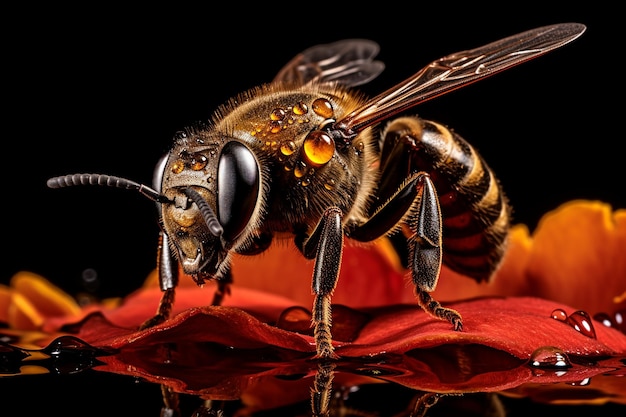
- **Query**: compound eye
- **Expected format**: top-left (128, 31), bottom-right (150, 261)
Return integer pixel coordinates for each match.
top-left (217, 141), bottom-right (260, 242)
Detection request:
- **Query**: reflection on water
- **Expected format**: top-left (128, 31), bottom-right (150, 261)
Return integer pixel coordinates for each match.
top-left (2, 332), bottom-right (625, 416)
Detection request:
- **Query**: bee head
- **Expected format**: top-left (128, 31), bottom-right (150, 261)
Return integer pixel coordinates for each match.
top-left (158, 139), bottom-right (262, 277)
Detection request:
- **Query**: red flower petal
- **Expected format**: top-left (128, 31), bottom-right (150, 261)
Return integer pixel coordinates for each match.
top-left (63, 294), bottom-right (626, 401)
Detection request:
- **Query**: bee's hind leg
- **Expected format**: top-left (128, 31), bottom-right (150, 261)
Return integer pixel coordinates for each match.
top-left (349, 171), bottom-right (462, 331)
top-left (408, 174), bottom-right (462, 331)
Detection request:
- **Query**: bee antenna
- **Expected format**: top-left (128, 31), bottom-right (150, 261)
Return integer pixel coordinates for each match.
top-left (184, 188), bottom-right (224, 237)
top-left (46, 173), bottom-right (172, 204)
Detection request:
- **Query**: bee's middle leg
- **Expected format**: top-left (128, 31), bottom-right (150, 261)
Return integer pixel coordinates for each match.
top-left (296, 206), bottom-right (344, 359)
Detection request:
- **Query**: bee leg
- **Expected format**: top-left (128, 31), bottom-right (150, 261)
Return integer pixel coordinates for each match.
top-left (311, 360), bottom-right (336, 416)
top-left (409, 174), bottom-right (463, 331)
top-left (296, 206), bottom-right (344, 359)
top-left (211, 269), bottom-right (232, 306)
top-left (140, 231), bottom-right (179, 330)
top-left (349, 173), bottom-right (462, 331)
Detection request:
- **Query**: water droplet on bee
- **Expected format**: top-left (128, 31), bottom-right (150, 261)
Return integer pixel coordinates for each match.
top-left (171, 160), bottom-right (184, 174)
top-left (292, 101), bottom-right (308, 115)
top-left (312, 98), bottom-right (334, 118)
top-left (303, 130), bottom-right (335, 166)
top-left (354, 141), bottom-right (365, 153)
top-left (324, 179), bottom-right (336, 190)
top-left (294, 164), bottom-right (306, 178)
top-left (551, 308), bottom-right (568, 322)
top-left (567, 310), bottom-right (597, 339)
top-left (529, 346), bottom-right (572, 369)
top-left (301, 177), bottom-right (310, 186)
top-left (269, 120), bottom-right (282, 134)
top-left (270, 108), bottom-right (286, 121)
top-left (191, 153), bottom-right (208, 171)
top-left (280, 140), bottom-right (296, 156)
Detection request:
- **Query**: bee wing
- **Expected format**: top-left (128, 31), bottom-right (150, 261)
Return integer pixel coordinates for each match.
top-left (272, 39), bottom-right (385, 87)
top-left (337, 23), bottom-right (586, 133)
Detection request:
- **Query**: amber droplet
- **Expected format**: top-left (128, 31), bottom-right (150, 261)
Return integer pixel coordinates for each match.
top-left (294, 164), bottom-right (306, 178)
top-left (551, 308), bottom-right (568, 322)
top-left (269, 120), bottom-right (282, 134)
top-left (270, 108), bottom-right (286, 121)
top-left (301, 177), bottom-right (310, 187)
top-left (280, 140), bottom-right (296, 156)
top-left (190, 153), bottom-right (208, 171)
top-left (311, 98), bottom-right (334, 119)
top-left (567, 310), bottom-right (597, 339)
top-left (292, 101), bottom-right (308, 115)
top-left (312, 98), bottom-right (334, 118)
top-left (303, 130), bottom-right (335, 166)
top-left (324, 179), bottom-right (336, 190)
top-left (529, 346), bottom-right (572, 369)
top-left (171, 160), bottom-right (184, 174)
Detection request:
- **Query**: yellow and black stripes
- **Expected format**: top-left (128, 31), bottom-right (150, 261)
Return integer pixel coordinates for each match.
top-left (418, 119), bottom-right (510, 282)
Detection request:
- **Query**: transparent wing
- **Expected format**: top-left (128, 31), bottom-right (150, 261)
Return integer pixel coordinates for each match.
top-left (335, 23), bottom-right (586, 133)
top-left (273, 39), bottom-right (385, 87)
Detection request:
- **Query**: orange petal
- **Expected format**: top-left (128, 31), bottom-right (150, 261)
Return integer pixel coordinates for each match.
top-left (10, 272), bottom-right (81, 326)
top-left (526, 200), bottom-right (626, 315)
top-left (231, 239), bottom-right (412, 308)
top-left (0, 284), bottom-right (11, 323)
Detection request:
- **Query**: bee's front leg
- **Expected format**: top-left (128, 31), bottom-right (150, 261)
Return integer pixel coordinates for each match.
top-left (296, 206), bottom-right (344, 359)
top-left (139, 231), bottom-right (179, 330)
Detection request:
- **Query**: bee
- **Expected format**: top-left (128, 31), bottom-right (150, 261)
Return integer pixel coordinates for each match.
top-left (47, 23), bottom-right (586, 359)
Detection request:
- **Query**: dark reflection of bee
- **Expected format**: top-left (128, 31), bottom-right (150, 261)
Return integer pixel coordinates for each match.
top-left (47, 23), bottom-right (586, 359)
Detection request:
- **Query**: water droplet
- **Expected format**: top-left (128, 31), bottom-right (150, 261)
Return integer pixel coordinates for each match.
top-left (294, 164), bottom-right (306, 178)
top-left (268, 120), bottom-right (282, 134)
top-left (594, 310), bottom-right (626, 334)
top-left (551, 308), bottom-right (568, 322)
top-left (303, 130), bottom-right (335, 166)
top-left (171, 160), bottom-right (184, 174)
top-left (551, 308), bottom-right (597, 339)
top-left (270, 108), bottom-right (286, 121)
top-left (81, 268), bottom-right (100, 292)
top-left (312, 98), bottom-right (334, 118)
top-left (529, 346), bottom-right (572, 369)
top-left (292, 101), bottom-right (308, 115)
top-left (594, 312), bottom-right (613, 328)
top-left (570, 377), bottom-right (591, 386)
top-left (280, 140), bottom-right (296, 156)
top-left (567, 310), bottom-right (596, 339)
top-left (190, 153), bottom-right (208, 171)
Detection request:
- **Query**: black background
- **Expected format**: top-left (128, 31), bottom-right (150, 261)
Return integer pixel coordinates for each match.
top-left (2, 4), bottom-right (623, 416)
top-left (3, 6), bottom-right (620, 299)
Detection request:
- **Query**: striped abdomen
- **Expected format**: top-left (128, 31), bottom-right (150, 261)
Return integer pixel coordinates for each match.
top-left (417, 119), bottom-right (510, 281)
top-left (379, 116), bottom-right (510, 282)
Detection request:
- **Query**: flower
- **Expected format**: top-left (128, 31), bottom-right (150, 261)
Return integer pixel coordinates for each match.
top-left (1, 200), bottom-right (625, 408)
